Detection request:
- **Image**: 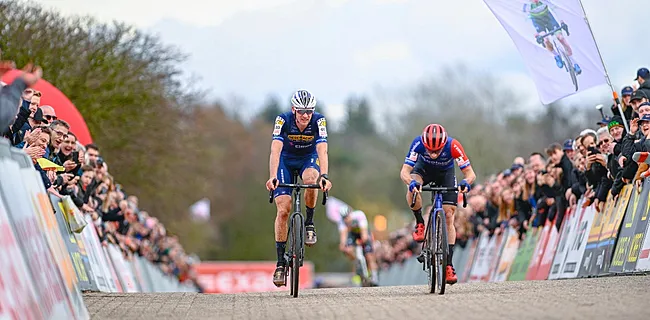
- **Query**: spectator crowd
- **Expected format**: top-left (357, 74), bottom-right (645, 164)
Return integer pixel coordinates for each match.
top-left (375, 67), bottom-right (650, 271)
top-left (0, 58), bottom-right (202, 291)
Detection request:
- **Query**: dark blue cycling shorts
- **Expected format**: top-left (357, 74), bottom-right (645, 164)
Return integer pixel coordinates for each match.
top-left (273, 153), bottom-right (320, 198)
top-left (346, 231), bottom-right (374, 254)
top-left (532, 14), bottom-right (560, 34)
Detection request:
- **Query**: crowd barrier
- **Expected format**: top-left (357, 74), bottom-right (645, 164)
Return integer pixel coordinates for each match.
top-left (0, 139), bottom-right (197, 320)
top-left (378, 182), bottom-right (650, 286)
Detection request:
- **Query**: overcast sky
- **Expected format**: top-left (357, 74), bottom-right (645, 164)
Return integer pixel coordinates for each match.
top-left (35, 0), bottom-right (646, 124)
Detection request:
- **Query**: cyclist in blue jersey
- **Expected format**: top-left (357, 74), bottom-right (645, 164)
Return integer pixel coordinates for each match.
top-left (399, 124), bottom-right (476, 284)
top-left (523, 0), bottom-right (581, 74)
top-left (265, 89), bottom-right (333, 287)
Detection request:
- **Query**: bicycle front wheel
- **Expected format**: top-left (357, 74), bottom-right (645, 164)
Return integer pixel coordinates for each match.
top-left (427, 211), bottom-right (436, 294)
top-left (436, 210), bottom-right (449, 295)
top-left (290, 215), bottom-right (302, 298)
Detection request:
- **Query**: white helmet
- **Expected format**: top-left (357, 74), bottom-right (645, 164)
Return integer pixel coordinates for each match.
top-left (291, 89), bottom-right (317, 110)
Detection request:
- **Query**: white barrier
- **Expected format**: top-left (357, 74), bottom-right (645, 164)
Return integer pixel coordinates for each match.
top-left (0, 138), bottom-right (198, 319)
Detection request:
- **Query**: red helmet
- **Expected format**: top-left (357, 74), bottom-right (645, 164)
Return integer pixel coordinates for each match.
top-left (421, 124), bottom-right (448, 151)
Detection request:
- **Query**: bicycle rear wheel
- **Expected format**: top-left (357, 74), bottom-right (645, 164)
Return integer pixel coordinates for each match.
top-left (290, 215), bottom-right (302, 298)
top-left (436, 210), bottom-right (449, 295)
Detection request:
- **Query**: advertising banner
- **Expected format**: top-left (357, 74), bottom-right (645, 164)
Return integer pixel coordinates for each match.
top-left (0, 158), bottom-right (74, 319)
top-left (526, 221), bottom-right (551, 280)
top-left (492, 227), bottom-right (520, 282)
top-left (195, 261), bottom-right (315, 293)
top-left (468, 231), bottom-right (492, 282)
top-left (610, 184), bottom-right (647, 273)
top-left (0, 194), bottom-right (42, 320)
top-left (595, 185), bottom-right (632, 275)
top-left (577, 190), bottom-right (616, 277)
top-left (535, 214), bottom-right (563, 280)
top-left (549, 202), bottom-right (580, 279)
top-left (508, 228), bottom-right (539, 281)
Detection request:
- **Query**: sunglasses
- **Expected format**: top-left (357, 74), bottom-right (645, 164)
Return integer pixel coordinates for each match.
top-left (296, 109), bottom-right (314, 115)
top-left (44, 115), bottom-right (57, 121)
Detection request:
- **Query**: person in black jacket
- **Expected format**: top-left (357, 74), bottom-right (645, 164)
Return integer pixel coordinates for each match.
top-left (545, 142), bottom-right (575, 230)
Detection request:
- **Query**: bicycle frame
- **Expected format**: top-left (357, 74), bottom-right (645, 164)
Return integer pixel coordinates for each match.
top-left (355, 244), bottom-right (369, 280)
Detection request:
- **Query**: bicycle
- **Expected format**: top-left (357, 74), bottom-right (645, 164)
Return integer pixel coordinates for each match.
top-left (268, 171), bottom-right (328, 298)
top-left (352, 239), bottom-right (375, 287)
top-left (536, 23), bottom-right (579, 92)
top-left (410, 183), bottom-right (466, 294)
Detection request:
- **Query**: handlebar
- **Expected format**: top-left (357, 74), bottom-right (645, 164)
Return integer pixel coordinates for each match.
top-left (268, 179), bottom-right (329, 205)
top-left (535, 23), bottom-right (568, 44)
top-left (410, 186), bottom-right (467, 209)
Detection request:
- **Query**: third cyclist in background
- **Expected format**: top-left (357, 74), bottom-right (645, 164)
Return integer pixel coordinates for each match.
top-left (338, 206), bottom-right (379, 286)
top-left (399, 124), bottom-right (476, 284)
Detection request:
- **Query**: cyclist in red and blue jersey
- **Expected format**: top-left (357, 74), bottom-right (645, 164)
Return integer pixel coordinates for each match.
top-left (399, 123), bottom-right (476, 284)
top-left (265, 89), bottom-right (333, 287)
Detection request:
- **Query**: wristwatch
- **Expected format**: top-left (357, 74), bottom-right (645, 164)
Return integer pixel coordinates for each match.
top-left (320, 174), bottom-right (329, 180)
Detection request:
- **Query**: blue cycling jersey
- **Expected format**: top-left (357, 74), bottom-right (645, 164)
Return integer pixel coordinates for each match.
top-left (404, 136), bottom-right (471, 170)
top-left (272, 111), bottom-right (328, 157)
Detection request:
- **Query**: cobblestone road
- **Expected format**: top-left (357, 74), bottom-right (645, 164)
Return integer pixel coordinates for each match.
top-left (83, 275), bottom-right (648, 320)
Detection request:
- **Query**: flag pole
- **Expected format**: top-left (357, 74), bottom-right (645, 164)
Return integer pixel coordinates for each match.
top-left (577, 0), bottom-right (629, 132)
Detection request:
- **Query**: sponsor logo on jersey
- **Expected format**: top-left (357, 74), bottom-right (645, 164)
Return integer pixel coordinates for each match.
top-left (408, 151), bottom-right (418, 162)
top-left (287, 134), bottom-right (315, 142)
top-left (317, 118), bottom-right (328, 138)
top-left (273, 116), bottom-right (285, 136)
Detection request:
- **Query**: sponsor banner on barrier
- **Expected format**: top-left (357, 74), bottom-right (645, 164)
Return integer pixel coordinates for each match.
top-left (106, 244), bottom-right (140, 292)
top-left (549, 201), bottom-right (582, 279)
top-left (49, 195), bottom-right (94, 292)
top-left (561, 203), bottom-right (595, 278)
top-left (492, 227), bottom-right (520, 282)
top-left (487, 231), bottom-right (506, 282)
top-left (195, 261), bottom-right (314, 293)
top-left (508, 228), bottom-right (539, 281)
top-left (22, 163), bottom-right (89, 320)
top-left (468, 231), bottom-right (491, 282)
top-left (454, 239), bottom-right (473, 280)
top-left (610, 183), bottom-right (648, 273)
top-left (80, 214), bottom-right (118, 292)
top-left (578, 190), bottom-right (617, 277)
top-left (0, 158), bottom-right (75, 319)
top-left (103, 246), bottom-right (124, 292)
top-left (459, 238), bottom-right (478, 283)
top-left (596, 186), bottom-right (632, 275)
top-left (535, 214), bottom-right (563, 280)
top-left (0, 193), bottom-right (43, 320)
top-left (634, 182), bottom-right (650, 271)
top-left (632, 188), bottom-right (650, 272)
top-left (526, 221), bottom-right (551, 280)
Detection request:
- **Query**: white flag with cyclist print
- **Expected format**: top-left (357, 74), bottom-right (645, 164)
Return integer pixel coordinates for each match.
top-left (482, 0), bottom-right (607, 104)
